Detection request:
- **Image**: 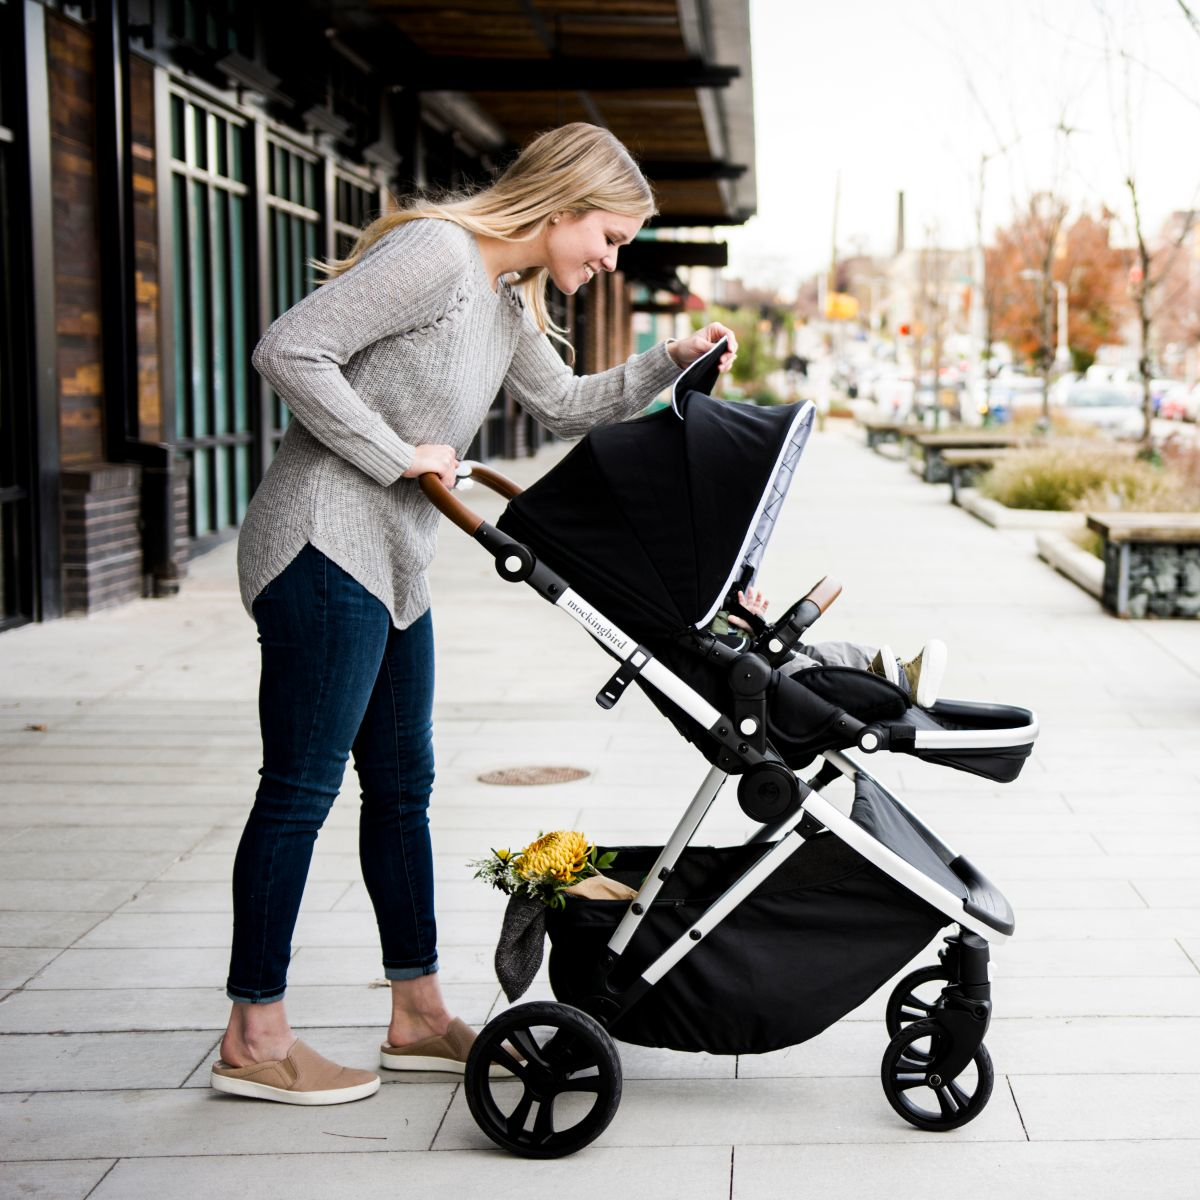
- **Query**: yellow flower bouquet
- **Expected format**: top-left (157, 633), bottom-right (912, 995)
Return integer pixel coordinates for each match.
top-left (472, 830), bottom-right (618, 909)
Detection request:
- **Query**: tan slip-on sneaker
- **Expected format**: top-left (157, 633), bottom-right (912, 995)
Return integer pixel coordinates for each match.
top-left (380, 1016), bottom-right (516, 1075)
top-left (211, 1039), bottom-right (380, 1105)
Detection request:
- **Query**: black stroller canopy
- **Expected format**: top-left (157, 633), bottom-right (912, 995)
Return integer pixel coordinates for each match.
top-left (497, 342), bottom-right (815, 639)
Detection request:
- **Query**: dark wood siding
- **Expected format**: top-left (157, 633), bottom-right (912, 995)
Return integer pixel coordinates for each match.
top-left (131, 54), bottom-right (161, 443)
top-left (47, 12), bottom-right (104, 466)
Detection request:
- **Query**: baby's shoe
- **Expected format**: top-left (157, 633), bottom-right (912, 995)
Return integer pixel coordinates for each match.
top-left (867, 645), bottom-right (900, 687)
top-left (901, 639), bottom-right (947, 708)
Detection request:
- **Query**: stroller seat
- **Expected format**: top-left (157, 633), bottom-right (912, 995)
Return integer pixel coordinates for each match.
top-left (778, 667), bottom-right (1038, 783)
top-left (639, 638), bottom-right (1037, 785)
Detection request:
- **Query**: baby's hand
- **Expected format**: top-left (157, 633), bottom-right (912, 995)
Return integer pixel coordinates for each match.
top-left (737, 588), bottom-right (769, 618)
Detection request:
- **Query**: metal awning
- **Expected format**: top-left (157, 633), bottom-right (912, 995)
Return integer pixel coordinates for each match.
top-left (321, 0), bottom-right (756, 228)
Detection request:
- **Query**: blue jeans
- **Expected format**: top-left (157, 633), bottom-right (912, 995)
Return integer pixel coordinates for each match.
top-left (227, 544), bottom-right (438, 1004)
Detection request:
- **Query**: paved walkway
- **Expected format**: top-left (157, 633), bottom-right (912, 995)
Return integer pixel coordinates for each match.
top-left (2, 421), bottom-right (1199, 1198)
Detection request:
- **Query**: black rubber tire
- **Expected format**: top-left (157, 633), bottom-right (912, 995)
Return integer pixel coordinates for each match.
top-left (881, 1018), bottom-right (994, 1132)
top-left (884, 964), bottom-right (950, 1038)
top-left (464, 1001), bottom-right (623, 1158)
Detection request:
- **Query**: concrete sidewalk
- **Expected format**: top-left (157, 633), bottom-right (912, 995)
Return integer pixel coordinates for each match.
top-left (2, 422), bottom-right (1199, 1198)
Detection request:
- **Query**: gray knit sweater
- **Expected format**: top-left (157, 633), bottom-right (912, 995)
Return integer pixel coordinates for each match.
top-left (237, 219), bottom-right (682, 627)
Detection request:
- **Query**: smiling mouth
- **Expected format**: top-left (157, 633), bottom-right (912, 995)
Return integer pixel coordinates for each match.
top-left (582, 265), bottom-right (595, 282)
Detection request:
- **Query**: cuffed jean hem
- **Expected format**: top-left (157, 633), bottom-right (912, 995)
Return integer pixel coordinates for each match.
top-left (226, 983), bottom-right (287, 1005)
top-left (384, 959), bottom-right (439, 981)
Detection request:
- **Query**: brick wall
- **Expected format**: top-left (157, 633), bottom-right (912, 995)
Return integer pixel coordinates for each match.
top-left (61, 464), bottom-right (143, 613)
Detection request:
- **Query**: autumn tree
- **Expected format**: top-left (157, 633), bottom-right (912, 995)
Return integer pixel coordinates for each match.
top-left (1057, 210), bottom-right (1132, 369)
top-left (988, 198), bottom-right (1129, 378)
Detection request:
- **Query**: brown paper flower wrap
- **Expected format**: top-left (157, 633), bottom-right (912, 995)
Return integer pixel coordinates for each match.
top-left (471, 830), bottom-right (630, 909)
top-left (476, 831), bottom-right (636, 1001)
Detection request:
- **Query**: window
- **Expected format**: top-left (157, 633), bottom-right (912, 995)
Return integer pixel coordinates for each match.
top-left (261, 135), bottom-right (320, 456)
top-left (168, 87), bottom-right (252, 539)
top-left (0, 3), bottom-right (35, 628)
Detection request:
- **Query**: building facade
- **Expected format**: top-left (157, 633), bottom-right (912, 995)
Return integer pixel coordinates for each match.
top-left (1, 0), bottom-right (754, 629)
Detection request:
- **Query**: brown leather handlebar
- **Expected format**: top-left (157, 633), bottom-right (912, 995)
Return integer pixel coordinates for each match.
top-left (417, 463), bottom-right (524, 537)
top-left (418, 474), bottom-right (483, 535)
top-left (467, 464), bottom-right (523, 501)
top-left (803, 575), bottom-right (843, 614)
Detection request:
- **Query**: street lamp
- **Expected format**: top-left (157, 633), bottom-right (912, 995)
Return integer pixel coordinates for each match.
top-left (1052, 282), bottom-right (1070, 368)
top-left (1019, 269), bottom-right (1070, 420)
top-left (1018, 269), bottom-right (1070, 368)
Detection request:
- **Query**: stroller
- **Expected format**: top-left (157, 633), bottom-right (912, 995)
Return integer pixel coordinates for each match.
top-left (422, 339), bottom-right (1038, 1158)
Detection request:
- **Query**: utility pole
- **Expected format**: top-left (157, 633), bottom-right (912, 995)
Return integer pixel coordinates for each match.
top-left (829, 170), bottom-right (840, 301)
top-left (1054, 282), bottom-right (1070, 369)
top-left (970, 156), bottom-right (988, 425)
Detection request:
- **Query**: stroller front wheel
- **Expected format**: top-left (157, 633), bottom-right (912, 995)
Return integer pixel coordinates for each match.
top-left (884, 964), bottom-right (951, 1037)
top-left (880, 1018), bottom-right (994, 1131)
top-left (464, 1001), bottom-right (623, 1158)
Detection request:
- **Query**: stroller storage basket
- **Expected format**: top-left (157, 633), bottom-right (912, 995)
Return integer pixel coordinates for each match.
top-left (545, 836), bottom-right (949, 1056)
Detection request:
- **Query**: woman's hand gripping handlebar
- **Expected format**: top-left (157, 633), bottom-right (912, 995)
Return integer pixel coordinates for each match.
top-left (752, 575), bottom-right (843, 667)
top-left (417, 461), bottom-right (523, 537)
top-left (418, 462), bottom-right (546, 587)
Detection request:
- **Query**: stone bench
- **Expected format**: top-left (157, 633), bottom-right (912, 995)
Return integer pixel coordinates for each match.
top-left (1086, 513), bottom-right (1200, 618)
top-left (941, 447), bottom-right (1019, 505)
top-left (913, 431), bottom-right (1028, 485)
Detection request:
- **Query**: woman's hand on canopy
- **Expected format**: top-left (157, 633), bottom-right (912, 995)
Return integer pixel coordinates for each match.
top-left (666, 322), bottom-right (739, 373)
top-left (404, 443), bottom-right (460, 489)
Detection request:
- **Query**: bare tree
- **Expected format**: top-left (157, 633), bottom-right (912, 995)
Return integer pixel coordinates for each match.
top-left (1003, 191), bottom-right (1070, 420)
top-left (1176, 1), bottom-right (1200, 39)
top-left (1096, 0), bottom-right (1200, 442)
top-left (1125, 183), bottom-right (1197, 442)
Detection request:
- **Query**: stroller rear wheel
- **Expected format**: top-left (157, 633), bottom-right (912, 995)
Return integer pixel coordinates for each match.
top-left (464, 1001), bottom-right (622, 1158)
top-left (880, 1018), bottom-right (994, 1131)
top-left (884, 964), bottom-right (950, 1037)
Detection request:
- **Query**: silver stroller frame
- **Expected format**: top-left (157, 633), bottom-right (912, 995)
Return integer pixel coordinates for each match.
top-left (421, 458), bottom-right (1038, 1158)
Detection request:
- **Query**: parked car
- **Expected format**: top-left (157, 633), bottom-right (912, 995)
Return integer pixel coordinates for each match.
top-left (983, 368), bottom-right (1044, 422)
top-left (1057, 382), bottom-right (1146, 438)
top-left (1150, 378), bottom-right (1187, 417)
top-left (871, 368), bottom-right (915, 420)
top-left (1159, 381), bottom-right (1198, 422)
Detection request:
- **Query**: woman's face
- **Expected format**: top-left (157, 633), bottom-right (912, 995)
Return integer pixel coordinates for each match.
top-left (543, 209), bottom-right (642, 294)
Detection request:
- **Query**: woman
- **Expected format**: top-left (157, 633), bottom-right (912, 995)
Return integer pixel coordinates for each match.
top-left (210, 123), bottom-right (737, 1105)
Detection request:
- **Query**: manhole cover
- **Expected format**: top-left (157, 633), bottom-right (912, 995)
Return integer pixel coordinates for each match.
top-left (477, 765), bottom-right (590, 786)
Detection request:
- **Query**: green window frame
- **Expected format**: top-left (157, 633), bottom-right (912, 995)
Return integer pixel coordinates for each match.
top-left (261, 134), bottom-right (320, 457)
top-left (167, 86), bottom-right (252, 540)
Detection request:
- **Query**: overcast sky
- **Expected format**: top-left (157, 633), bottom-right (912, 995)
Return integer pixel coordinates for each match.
top-left (726, 0), bottom-right (1200, 293)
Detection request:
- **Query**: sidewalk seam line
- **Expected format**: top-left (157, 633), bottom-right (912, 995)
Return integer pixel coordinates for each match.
top-left (1006, 1075), bottom-right (1030, 1142)
top-left (1177, 939), bottom-right (1200, 977)
top-left (428, 1080), bottom-right (459, 1150)
top-left (82, 1158), bottom-right (119, 1198)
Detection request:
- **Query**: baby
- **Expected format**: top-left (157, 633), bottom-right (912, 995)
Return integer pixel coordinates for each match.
top-left (712, 587), bottom-right (947, 708)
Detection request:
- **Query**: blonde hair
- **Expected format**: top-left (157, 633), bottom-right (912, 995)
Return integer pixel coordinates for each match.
top-left (318, 123), bottom-right (656, 340)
